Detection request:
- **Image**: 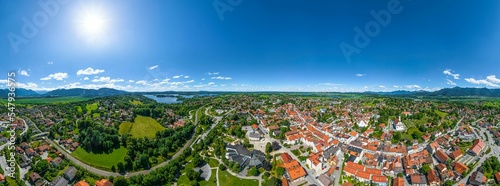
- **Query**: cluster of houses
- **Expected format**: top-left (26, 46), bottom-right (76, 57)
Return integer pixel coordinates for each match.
top-left (59, 138), bottom-right (80, 152)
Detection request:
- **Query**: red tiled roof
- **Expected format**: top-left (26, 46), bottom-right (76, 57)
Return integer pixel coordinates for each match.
top-left (372, 175), bottom-right (387, 183)
top-left (355, 171), bottom-right (371, 180)
top-left (393, 177), bottom-right (404, 186)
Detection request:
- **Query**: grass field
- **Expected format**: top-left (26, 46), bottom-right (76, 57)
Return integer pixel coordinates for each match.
top-left (119, 115), bottom-right (165, 138)
top-left (0, 96), bottom-right (90, 104)
top-left (130, 100), bottom-right (143, 105)
top-left (118, 122), bottom-right (133, 135)
top-left (219, 170), bottom-right (258, 186)
top-left (434, 110), bottom-right (448, 119)
top-left (92, 113), bottom-right (100, 118)
top-left (199, 169), bottom-right (218, 186)
top-left (72, 146), bottom-right (127, 169)
top-left (208, 158), bottom-right (220, 167)
top-left (76, 106), bottom-right (83, 113)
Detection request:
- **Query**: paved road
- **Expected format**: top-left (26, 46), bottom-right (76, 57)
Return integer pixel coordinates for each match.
top-left (38, 107), bottom-right (203, 177)
top-left (456, 123), bottom-right (498, 185)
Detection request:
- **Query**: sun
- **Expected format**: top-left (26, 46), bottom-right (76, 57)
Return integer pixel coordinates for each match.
top-left (82, 14), bottom-right (105, 35)
top-left (76, 8), bottom-right (109, 44)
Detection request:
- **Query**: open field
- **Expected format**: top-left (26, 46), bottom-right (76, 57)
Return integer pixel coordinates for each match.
top-left (72, 146), bottom-right (128, 169)
top-left (218, 170), bottom-right (258, 186)
top-left (0, 96), bottom-right (90, 104)
top-left (130, 100), bottom-right (143, 105)
top-left (434, 110), bottom-right (449, 119)
top-left (119, 115), bottom-right (165, 138)
top-left (118, 122), bottom-right (133, 135)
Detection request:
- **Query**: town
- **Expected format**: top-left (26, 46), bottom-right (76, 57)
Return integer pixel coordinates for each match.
top-left (0, 93), bottom-right (499, 186)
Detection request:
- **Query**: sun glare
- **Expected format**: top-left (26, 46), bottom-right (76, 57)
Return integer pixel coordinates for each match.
top-left (77, 7), bottom-right (109, 45)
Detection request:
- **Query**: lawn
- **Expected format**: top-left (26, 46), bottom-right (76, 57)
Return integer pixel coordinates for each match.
top-left (434, 110), bottom-right (448, 119)
top-left (199, 169), bottom-right (218, 186)
top-left (119, 115), bottom-right (165, 138)
top-left (92, 113), bottom-right (100, 118)
top-left (118, 122), bottom-right (133, 135)
top-left (130, 100), bottom-right (143, 105)
top-left (219, 170), bottom-right (258, 186)
top-left (177, 175), bottom-right (192, 186)
top-left (0, 96), bottom-right (90, 104)
top-left (208, 158), bottom-right (220, 167)
top-left (72, 146), bottom-right (127, 169)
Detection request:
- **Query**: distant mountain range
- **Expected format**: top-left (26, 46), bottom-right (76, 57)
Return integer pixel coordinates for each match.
top-left (1, 87), bottom-right (499, 98)
top-left (365, 87), bottom-right (500, 97)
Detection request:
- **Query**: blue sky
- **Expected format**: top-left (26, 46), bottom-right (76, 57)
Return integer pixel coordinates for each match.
top-left (1, 0), bottom-right (500, 92)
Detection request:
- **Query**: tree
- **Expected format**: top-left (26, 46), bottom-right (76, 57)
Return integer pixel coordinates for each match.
top-left (219, 164), bottom-right (227, 171)
top-left (33, 160), bottom-right (49, 173)
top-left (271, 141), bottom-right (281, 151)
top-left (265, 176), bottom-right (282, 186)
top-left (111, 165), bottom-right (116, 172)
top-left (192, 154), bottom-right (204, 167)
top-left (186, 169), bottom-right (200, 181)
top-left (113, 176), bottom-right (129, 186)
top-left (275, 167), bottom-right (285, 176)
top-left (265, 142), bottom-right (272, 153)
top-left (444, 180), bottom-right (455, 186)
top-left (249, 167), bottom-right (260, 176)
top-left (421, 164), bottom-right (431, 175)
top-left (117, 162), bottom-right (125, 173)
top-left (397, 173), bottom-right (404, 178)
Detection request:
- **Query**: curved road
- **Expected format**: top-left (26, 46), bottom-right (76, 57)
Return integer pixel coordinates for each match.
top-left (41, 107), bottom-right (203, 177)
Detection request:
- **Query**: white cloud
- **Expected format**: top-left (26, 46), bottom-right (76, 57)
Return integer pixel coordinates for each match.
top-left (17, 82), bottom-right (38, 89)
top-left (47, 61), bottom-right (53, 65)
top-left (208, 82), bottom-right (215, 85)
top-left (355, 74), bottom-right (366, 77)
top-left (443, 69), bottom-right (460, 79)
top-left (83, 77), bottom-right (89, 80)
top-left (135, 80), bottom-right (148, 85)
top-left (186, 80), bottom-right (195, 83)
top-left (379, 85), bottom-right (386, 88)
top-left (77, 68), bottom-right (105, 75)
top-left (173, 75), bottom-right (181, 79)
top-left (184, 76), bottom-right (190, 78)
top-left (19, 70), bottom-right (30, 77)
top-left (0, 79), bottom-right (7, 84)
top-left (318, 83), bottom-right (343, 86)
top-left (465, 77), bottom-right (499, 87)
top-left (91, 77), bottom-right (124, 83)
top-left (149, 65), bottom-right (159, 70)
top-left (405, 85), bottom-right (421, 89)
top-left (40, 72), bottom-right (69, 81)
top-left (446, 79), bottom-right (457, 86)
top-left (128, 80), bottom-right (135, 83)
top-left (486, 75), bottom-right (500, 83)
top-left (201, 78), bottom-right (205, 81)
top-left (393, 85), bottom-right (400, 88)
top-left (207, 72), bottom-right (219, 75)
top-left (211, 76), bottom-right (232, 80)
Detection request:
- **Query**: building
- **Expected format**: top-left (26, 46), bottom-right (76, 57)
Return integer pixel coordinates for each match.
top-left (63, 166), bottom-right (77, 182)
top-left (410, 174), bottom-right (428, 186)
top-left (494, 172), bottom-right (500, 184)
top-left (393, 177), bottom-right (405, 186)
top-left (469, 171), bottom-right (486, 186)
top-left (29, 172), bottom-right (42, 184)
top-left (371, 175), bottom-right (387, 186)
top-left (390, 116), bottom-right (405, 131)
top-left (96, 179), bottom-right (114, 186)
top-left (468, 139), bottom-right (485, 156)
top-left (426, 169), bottom-right (440, 186)
top-left (49, 176), bottom-right (69, 186)
top-left (435, 149), bottom-right (450, 163)
top-left (306, 153), bottom-right (323, 172)
top-left (453, 162), bottom-right (469, 175)
top-left (318, 174), bottom-right (332, 186)
top-left (225, 144), bottom-right (267, 170)
top-left (248, 131), bottom-right (260, 141)
top-left (449, 149), bottom-right (463, 160)
top-left (281, 158), bottom-right (307, 182)
top-left (75, 180), bottom-right (90, 186)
